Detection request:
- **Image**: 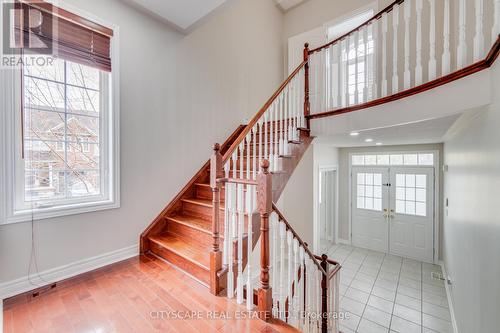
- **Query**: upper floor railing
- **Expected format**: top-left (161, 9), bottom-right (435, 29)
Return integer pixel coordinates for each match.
top-left (306, 0), bottom-right (500, 119)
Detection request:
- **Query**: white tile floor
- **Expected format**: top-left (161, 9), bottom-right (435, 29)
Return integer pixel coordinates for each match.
top-left (325, 244), bottom-right (454, 333)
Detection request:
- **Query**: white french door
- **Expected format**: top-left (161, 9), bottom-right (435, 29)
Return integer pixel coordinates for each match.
top-left (389, 168), bottom-right (434, 262)
top-left (351, 167), bottom-right (390, 253)
top-left (352, 167), bottom-right (435, 262)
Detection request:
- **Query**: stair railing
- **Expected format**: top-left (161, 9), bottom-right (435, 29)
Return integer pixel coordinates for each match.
top-left (306, 0), bottom-right (500, 120)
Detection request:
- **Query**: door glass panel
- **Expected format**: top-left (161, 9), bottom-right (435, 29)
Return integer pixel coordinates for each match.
top-left (356, 172), bottom-right (383, 211)
top-left (395, 173), bottom-right (427, 216)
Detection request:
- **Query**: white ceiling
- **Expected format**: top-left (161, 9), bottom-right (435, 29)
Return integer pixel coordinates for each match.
top-left (128, 0), bottom-right (228, 31)
top-left (314, 114), bottom-right (461, 148)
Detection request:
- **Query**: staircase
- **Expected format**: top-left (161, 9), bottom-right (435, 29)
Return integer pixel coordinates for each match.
top-left (140, 0), bottom-right (500, 331)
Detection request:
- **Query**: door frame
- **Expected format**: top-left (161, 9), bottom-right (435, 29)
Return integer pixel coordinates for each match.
top-left (348, 150), bottom-right (441, 263)
top-left (314, 165), bottom-right (339, 252)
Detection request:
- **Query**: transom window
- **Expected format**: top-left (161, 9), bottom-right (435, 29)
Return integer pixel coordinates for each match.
top-left (352, 153), bottom-right (434, 166)
top-left (395, 174), bottom-right (427, 216)
top-left (356, 172), bottom-right (383, 211)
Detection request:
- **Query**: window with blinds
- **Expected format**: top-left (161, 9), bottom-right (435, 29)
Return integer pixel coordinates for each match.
top-left (1, 1), bottom-right (119, 223)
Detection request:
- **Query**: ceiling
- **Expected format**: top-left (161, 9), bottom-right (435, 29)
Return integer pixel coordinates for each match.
top-left (314, 114), bottom-right (462, 148)
top-left (127, 0), bottom-right (228, 32)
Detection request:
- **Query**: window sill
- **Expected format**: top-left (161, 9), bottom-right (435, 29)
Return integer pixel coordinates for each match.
top-left (3, 199), bottom-right (120, 225)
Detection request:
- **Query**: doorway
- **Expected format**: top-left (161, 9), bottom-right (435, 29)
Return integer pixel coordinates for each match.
top-left (319, 168), bottom-right (337, 252)
top-left (351, 166), bottom-right (435, 262)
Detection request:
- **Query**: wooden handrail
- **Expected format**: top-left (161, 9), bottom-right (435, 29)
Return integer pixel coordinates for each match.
top-left (272, 203), bottom-right (327, 276)
top-left (308, 35), bottom-right (500, 120)
top-left (222, 60), bottom-right (308, 163)
top-left (309, 0), bottom-right (404, 54)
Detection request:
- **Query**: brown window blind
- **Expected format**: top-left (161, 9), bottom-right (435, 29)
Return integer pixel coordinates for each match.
top-left (14, 1), bottom-right (113, 72)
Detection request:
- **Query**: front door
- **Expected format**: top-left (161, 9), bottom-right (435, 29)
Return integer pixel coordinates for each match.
top-left (389, 168), bottom-right (434, 262)
top-left (351, 167), bottom-right (390, 253)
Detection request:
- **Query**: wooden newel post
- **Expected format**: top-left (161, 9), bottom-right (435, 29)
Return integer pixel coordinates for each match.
top-left (210, 143), bottom-right (223, 295)
top-left (257, 159), bottom-right (273, 321)
top-left (320, 254), bottom-right (329, 333)
top-left (303, 43), bottom-right (311, 130)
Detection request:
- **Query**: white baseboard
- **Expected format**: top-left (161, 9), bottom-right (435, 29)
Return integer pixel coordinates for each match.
top-left (439, 260), bottom-right (459, 333)
top-left (0, 244), bottom-right (139, 300)
top-left (336, 238), bottom-right (351, 245)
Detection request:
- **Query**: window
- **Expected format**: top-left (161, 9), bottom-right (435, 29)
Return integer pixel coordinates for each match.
top-left (352, 153), bottom-right (435, 166)
top-left (395, 174), bottom-right (427, 216)
top-left (22, 58), bottom-right (103, 203)
top-left (356, 172), bottom-right (383, 211)
top-left (1, 3), bottom-right (119, 223)
top-left (327, 9), bottom-right (375, 105)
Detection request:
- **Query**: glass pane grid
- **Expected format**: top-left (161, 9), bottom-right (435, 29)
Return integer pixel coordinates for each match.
top-left (356, 173), bottom-right (383, 212)
top-left (395, 173), bottom-right (427, 217)
top-left (352, 153), bottom-right (434, 166)
top-left (23, 60), bottom-right (102, 203)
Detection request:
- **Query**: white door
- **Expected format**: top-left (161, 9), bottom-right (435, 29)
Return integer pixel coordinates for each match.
top-left (389, 168), bottom-right (435, 262)
top-left (319, 169), bottom-right (337, 250)
top-left (351, 168), bottom-right (390, 253)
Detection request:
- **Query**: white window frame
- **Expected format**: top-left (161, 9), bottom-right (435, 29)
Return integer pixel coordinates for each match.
top-left (0, 2), bottom-right (120, 224)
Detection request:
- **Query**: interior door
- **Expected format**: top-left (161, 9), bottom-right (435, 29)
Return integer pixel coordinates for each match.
top-left (319, 169), bottom-right (336, 246)
top-left (389, 168), bottom-right (434, 262)
top-left (351, 167), bottom-right (390, 253)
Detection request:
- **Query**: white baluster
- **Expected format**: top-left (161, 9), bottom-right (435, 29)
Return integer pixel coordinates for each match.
top-left (274, 99), bottom-right (280, 170)
top-left (264, 111), bottom-right (269, 162)
top-left (239, 143), bottom-right (244, 180)
top-left (428, 0), bottom-right (437, 80)
top-left (457, 0), bottom-right (468, 68)
top-left (473, 0), bottom-right (485, 61)
top-left (415, 0), bottom-right (423, 85)
top-left (223, 162), bottom-right (230, 266)
top-left (271, 213), bottom-right (279, 316)
top-left (381, 13), bottom-right (388, 96)
top-left (227, 174), bottom-right (236, 298)
top-left (353, 31), bottom-right (359, 105)
top-left (392, 4), bottom-right (400, 94)
top-left (362, 26), bottom-right (368, 103)
top-left (334, 271), bottom-right (340, 333)
top-left (404, 0), bottom-right (412, 89)
top-left (299, 247), bottom-right (305, 331)
top-left (287, 230), bottom-right (293, 322)
top-left (369, 22), bottom-right (378, 100)
top-left (442, 0), bottom-right (451, 75)
top-left (279, 221), bottom-right (286, 320)
top-left (288, 84), bottom-right (294, 142)
top-left (258, 120), bottom-right (263, 172)
top-left (331, 43), bottom-right (340, 108)
top-left (246, 184), bottom-right (254, 310)
top-left (246, 134), bottom-right (251, 180)
top-left (340, 39), bottom-right (347, 107)
top-left (283, 88), bottom-right (290, 155)
top-left (492, 0), bottom-right (500, 45)
top-left (279, 94), bottom-right (285, 156)
top-left (236, 150), bottom-right (244, 304)
top-left (252, 126), bottom-right (257, 180)
top-left (292, 239), bottom-right (300, 327)
top-left (269, 105), bottom-right (275, 172)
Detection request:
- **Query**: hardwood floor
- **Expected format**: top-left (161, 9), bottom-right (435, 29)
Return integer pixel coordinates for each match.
top-left (3, 254), bottom-right (299, 333)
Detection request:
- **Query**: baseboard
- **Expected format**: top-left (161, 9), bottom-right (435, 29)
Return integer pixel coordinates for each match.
top-left (0, 244), bottom-right (139, 300)
top-left (336, 238), bottom-right (351, 245)
top-left (439, 260), bottom-right (459, 333)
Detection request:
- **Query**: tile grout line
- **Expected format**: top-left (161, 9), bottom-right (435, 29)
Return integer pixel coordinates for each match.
top-left (354, 252), bottom-right (384, 332)
top-left (388, 255), bottom-right (404, 332)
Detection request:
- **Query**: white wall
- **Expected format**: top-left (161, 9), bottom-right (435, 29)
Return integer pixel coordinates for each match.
top-left (0, 0), bottom-right (284, 287)
top-left (277, 142), bottom-right (339, 253)
top-left (442, 61), bottom-right (500, 333)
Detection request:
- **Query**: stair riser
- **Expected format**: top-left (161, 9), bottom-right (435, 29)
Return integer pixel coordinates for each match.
top-left (167, 221), bottom-right (215, 247)
top-left (150, 242), bottom-right (210, 285)
top-left (195, 185), bottom-right (226, 201)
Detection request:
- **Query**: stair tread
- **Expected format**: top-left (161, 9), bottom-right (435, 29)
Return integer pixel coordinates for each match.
top-left (149, 233), bottom-right (210, 270)
top-left (181, 197), bottom-right (225, 209)
top-left (166, 214), bottom-right (211, 233)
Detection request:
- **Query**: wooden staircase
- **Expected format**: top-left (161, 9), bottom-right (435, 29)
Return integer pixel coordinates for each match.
top-left (140, 123), bottom-right (313, 289)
